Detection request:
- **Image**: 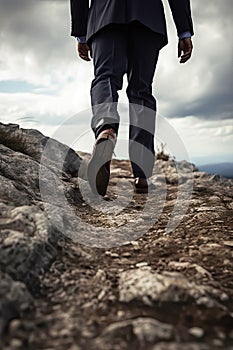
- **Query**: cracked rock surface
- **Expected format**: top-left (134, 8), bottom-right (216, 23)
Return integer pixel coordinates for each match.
top-left (0, 122), bottom-right (233, 350)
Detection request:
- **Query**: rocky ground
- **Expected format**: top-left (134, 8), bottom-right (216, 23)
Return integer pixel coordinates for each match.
top-left (0, 122), bottom-right (233, 350)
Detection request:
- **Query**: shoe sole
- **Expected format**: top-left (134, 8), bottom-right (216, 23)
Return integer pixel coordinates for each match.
top-left (134, 187), bottom-right (148, 194)
top-left (87, 137), bottom-right (115, 196)
top-left (134, 184), bottom-right (156, 194)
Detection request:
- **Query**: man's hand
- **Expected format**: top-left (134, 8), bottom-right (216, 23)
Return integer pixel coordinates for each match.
top-left (77, 43), bottom-right (91, 61)
top-left (178, 37), bottom-right (193, 64)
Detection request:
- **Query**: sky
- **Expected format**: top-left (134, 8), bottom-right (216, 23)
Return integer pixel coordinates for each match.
top-left (0, 0), bottom-right (232, 165)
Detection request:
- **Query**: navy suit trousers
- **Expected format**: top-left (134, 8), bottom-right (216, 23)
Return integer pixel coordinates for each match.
top-left (90, 21), bottom-right (163, 178)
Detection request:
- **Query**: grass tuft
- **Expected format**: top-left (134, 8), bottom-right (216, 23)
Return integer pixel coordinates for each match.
top-left (156, 142), bottom-right (173, 161)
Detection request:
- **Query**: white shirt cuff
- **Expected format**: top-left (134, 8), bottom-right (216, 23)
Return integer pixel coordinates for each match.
top-left (76, 36), bottom-right (86, 43)
top-left (179, 31), bottom-right (192, 40)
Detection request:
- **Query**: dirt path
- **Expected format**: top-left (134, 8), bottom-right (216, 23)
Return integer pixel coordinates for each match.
top-left (2, 158), bottom-right (233, 350)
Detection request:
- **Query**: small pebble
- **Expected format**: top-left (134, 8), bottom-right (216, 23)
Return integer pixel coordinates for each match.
top-left (212, 339), bottom-right (224, 347)
top-left (122, 252), bottom-right (131, 257)
top-left (133, 246), bottom-right (141, 251)
top-left (10, 339), bottom-right (23, 348)
top-left (60, 328), bottom-right (70, 337)
top-left (188, 327), bottom-right (204, 338)
top-left (223, 241), bottom-right (233, 247)
top-left (98, 290), bottom-right (106, 300)
top-left (110, 253), bottom-right (119, 258)
top-left (223, 259), bottom-right (231, 265)
top-left (9, 319), bottom-right (21, 333)
top-left (49, 329), bottom-right (59, 337)
top-left (217, 331), bottom-right (226, 339)
top-left (220, 293), bottom-right (229, 301)
top-left (130, 241), bottom-right (140, 247)
top-left (136, 262), bottom-right (148, 267)
top-left (117, 310), bottom-right (125, 318)
top-left (68, 346), bottom-right (81, 350)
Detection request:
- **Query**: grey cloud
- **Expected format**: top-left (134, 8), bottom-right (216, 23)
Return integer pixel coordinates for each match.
top-left (162, 53), bottom-right (233, 120)
top-left (158, 0), bottom-right (233, 120)
top-left (0, 0), bottom-right (232, 123)
top-left (0, 0), bottom-right (74, 67)
top-left (192, 0), bottom-right (233, 23)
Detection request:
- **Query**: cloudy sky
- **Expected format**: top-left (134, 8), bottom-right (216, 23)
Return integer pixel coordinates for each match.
top-left (0, 0), bottom-right (232, 164)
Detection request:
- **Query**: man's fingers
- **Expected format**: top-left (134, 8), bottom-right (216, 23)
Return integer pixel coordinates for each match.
top-left (184, 46), bottom-right (192, 56)
top-left (178, 38), bottom-right (193, 63)
top-left (77, 43), bottom-right (91, 61)
top-left (81, 56), bottom-right (91, 61)
top-left (183, 49), bottom-right (192, 57)
top-left (181, 54), bottom-right (191, 61)
top-left (180, 52), bottom-right (192, 63)
top-left (178, 46), bottom-right (182, 58)
top-left (78, 52), bottom-right (91, 61)
top-left (179, 50), bottom-right (192, 63)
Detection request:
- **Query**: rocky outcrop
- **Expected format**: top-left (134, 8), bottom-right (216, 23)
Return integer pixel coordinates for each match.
top-left (0, 204), bottom-right (61, 293)
top-left (0, 122), bottom-right (81, 179)
top-left (0, 122), bottom-right (82, 339)
top-left (0, 271), bottom-right (33, 334)
top-left (119, 268), bottom-right (228, 306)
top-left (0, 122), bottom-right (232, 350)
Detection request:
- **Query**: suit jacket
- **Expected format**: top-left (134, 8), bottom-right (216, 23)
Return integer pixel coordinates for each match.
top-left (70, 0), bottom-right (194, 48)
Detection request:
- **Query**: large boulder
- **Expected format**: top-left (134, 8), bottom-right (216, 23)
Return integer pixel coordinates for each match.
top-left (0, 122), bottom-right (82, 334)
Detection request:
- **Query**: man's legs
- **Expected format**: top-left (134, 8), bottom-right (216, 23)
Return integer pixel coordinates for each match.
top-left (126, 21), bottom-right (163, 179)
top-left (88, 24), bottom-right (127, 195)
top-left (90, 24), bottom-right (128, 138)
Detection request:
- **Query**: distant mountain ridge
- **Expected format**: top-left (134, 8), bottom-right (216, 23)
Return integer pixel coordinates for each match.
top-left (198, 162), bottom-right (233, 179)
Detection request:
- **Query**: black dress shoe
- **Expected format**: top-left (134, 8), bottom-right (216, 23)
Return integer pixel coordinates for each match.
top-left (87, 128), bottom-right (116, 196)
top-left (134, 177), bottom-right (156, 194)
